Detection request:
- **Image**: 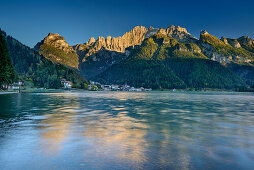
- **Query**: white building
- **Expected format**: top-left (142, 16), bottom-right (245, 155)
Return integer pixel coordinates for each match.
top-left (63, 81), bottom-right (72, 89)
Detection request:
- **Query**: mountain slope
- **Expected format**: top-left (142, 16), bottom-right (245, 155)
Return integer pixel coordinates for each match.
top-left (35, 33), bottom-right (79, 69)
top-left (130, 33), bottom-right (206, 60)
top-left (199, 30), bottom-right (254, 64)
top-left (2, 30), bottom-right (88, 89)
top-left (94, 34), bottom-right (244, 89)
top-left (79, 48), bottom-right (128, 78)
top-left (237, 36), bottom-right (254, 53)
top-left (95, 59), bottom-right (186, 89)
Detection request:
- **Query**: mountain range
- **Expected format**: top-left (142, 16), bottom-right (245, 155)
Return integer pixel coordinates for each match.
top-left (33, 25), bottom-right (254, 89)
top-left (1, 25), bottom-right (254, 90)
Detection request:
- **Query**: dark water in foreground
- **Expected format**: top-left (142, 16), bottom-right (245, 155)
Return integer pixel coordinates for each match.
top-left (0, 91), bottom-right (254, 170)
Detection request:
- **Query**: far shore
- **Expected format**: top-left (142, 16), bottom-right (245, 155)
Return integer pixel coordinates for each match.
top-left (0, 91), bottom-right (18, 95)
top-left (0, 88), bottom-right (253, 95)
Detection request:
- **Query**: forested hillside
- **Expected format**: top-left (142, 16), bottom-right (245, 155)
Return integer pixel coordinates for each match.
top-left (0, 32), bottom-right (17, 88)
top-left (1, 29), bottom-right (88, 89)
top-left (94, 34), bottom-right (246, 89)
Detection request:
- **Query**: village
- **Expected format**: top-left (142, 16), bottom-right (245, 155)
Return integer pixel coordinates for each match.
top-left (87, 81), bottom-right (152, 91)
top-left (54, 79), bottom-right (153, 91)
top-left (3, 79), bottom-right (152, 92)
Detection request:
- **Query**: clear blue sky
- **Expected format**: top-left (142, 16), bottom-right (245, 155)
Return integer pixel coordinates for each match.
top-left (0, 0), bottom-right (253, 47)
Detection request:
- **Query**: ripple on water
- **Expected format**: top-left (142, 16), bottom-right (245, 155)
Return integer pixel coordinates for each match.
top-left (0, 91), bottom-right (254, 169)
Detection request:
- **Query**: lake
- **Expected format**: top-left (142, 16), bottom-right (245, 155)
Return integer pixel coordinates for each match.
top-left (0, 91), bottom-right (254, 169)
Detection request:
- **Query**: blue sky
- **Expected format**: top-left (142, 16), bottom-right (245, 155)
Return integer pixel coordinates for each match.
top-left (0, 0), bottom-right (253, 47)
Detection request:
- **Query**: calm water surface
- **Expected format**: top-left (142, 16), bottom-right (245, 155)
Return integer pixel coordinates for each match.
top-left (0, 91), bottom-right (254, 169)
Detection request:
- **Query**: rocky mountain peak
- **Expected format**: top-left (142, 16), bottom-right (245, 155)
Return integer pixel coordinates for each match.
top-left (47, 32), bottom-right (60, 36)
top-left (237, 36), bottom-right (254, 52)
top-left (238, 36), bottom-right (254, 46)
top-left (157, 25), bottom-right (198, 43)
top-left (44, 33), bottom-right (65, 43)
top-left (34, 32), bottom-right (70, 52)
top-left (86, 37), bottom-right (96, 45)
top-left (130, 26), bottom-right (147, 33)
top-left (34, 32), bottom-right (79, 69)
top-left (200, 30), bottom-right (209, 35)
top-left (221, 37), bottom-right (229, 45)
top-left (221, 37), bottom-right (242, 48)
top-left (167, 25), bottom-right (188, 34)
top-left (85, 26), bottom-right (148, 53)
top-left (145, 27), bottom-right (159, 38)
top-left (226, 38), bottom-right (241, 48)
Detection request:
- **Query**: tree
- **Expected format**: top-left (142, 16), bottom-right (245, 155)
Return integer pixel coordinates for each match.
top-left (0, 32), bottom-right (16, 88)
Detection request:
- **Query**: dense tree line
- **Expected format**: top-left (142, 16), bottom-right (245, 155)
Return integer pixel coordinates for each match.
top-left (164, 58), bottom-right (244, 89)
top-left (228, 63), bottom-right (254, 87)
top-left (0, 32), bottom-right (17, 89)
top-left (95, 60), bottom-right (186, 89)
top-left (95, 58), bottom-right (245, 89)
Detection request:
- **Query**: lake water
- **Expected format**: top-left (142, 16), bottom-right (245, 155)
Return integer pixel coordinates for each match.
top-left (0, 91), bottom-right (254, 169)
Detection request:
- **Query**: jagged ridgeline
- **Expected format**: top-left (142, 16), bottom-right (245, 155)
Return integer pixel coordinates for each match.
top-left (34, 25), bottom-right (200, 78)
top-left (34, 25), bottom-right (254, 89)
top-left (0, 32), bottom-right (17, 88)
top-left (1, 29), bottom-right (88, 89)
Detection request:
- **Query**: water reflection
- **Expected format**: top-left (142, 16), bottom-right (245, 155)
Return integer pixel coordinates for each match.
top-left (0, 92), bottom-right (254, 169)
top-left (38, 95), bottom-right (81, 155)
top-left (39, 112), bottom-right (70, 155)
top-left (81, 114), bottom-right (148, 163)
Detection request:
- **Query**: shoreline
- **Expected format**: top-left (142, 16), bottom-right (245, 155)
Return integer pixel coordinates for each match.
top-left (0, 91), bottom-right (18, 95)
top-left (1, 88), bottom-right (253, 95)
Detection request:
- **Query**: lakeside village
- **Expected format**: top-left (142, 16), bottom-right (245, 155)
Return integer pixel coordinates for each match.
top-left (4, 79), bottom-right (152, 92)
top-left (58, 79), bottom-right (152, 91)
top-left (86, 81), bottom-right (152, 91)
top-left (4, 79), bottom-right (254, 92)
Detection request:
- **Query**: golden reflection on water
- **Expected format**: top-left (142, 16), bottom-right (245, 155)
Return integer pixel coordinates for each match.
top-left (81, 113), bottom-right (149, 162)
top-left (38, 96), bottom-right (80, 156)
top-left (37, 93), bottom-right (150, 163)
top-left (40, 115), bottom-right (69, 155)
top-left (35, 92), bottom-right (192, 167)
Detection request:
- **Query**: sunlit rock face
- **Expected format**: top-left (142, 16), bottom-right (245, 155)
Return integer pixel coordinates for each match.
top-left (199, 30), bottom-right (254, 64)
top-left (84, 25), bottom-right (197, 55)
top-left (221, 37), bottom-right (230, 45)
top-left (237, 36), bottom-right (254, 52)
top-left (145, 26), bottom-right (159, 38)
top-left (86, 37), bottom-right (96, 45)
top-left (35, 33), bottom-right (76, 53)
top-left (200, 30), bottom-right (209, 35)
top-left (226, 38), bottom-right (241, 48)
top-left (158, 25), bottom-right (199, 43)
top-left (238, 36), bottom-right (254, 46)
top-left (77, 25), bottom-right (199, 76)
top-left (34, 33), bottom-right (79, 69)
top-left (86, 26), bottom-right (148, 54)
